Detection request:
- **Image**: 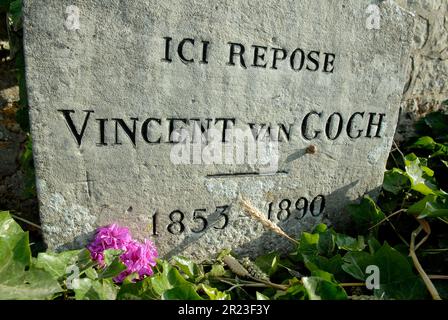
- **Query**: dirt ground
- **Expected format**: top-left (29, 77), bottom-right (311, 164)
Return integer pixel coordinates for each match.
top-left (0, 40), bottom-right (41, 247)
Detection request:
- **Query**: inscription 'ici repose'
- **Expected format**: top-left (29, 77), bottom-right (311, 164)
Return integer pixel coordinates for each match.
top-left (161, 37), bottom-right (337, 73)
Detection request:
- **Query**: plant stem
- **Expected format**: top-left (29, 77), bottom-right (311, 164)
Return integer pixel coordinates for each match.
top-left (428, 275), bottom-right (448, 280)
top-left (340, 283), bottom-right (365, 287)
top-left (10, 213), bottom-right (41, 229)
top-left (369, 209), bottom-right (405, 230)
top-left (409, 225), bottom-right (441, 300)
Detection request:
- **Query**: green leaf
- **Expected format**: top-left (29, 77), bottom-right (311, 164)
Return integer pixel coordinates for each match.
top-left (0, 212), bottom-right (31, 268)
top-left (84, 267), bottom-right (99, 280)
top-left (422, 111), bottom-right (448, 139)
top-left (199, 284), bottom-right (230, 300)
top-left (317, 230), bottom-right (336, 256)
top-left (35, 250), bottom-right (81, 279)
top-left (367, 236), bottom-right (381, 254)
top-left (102, 249), bottom-right (122, 266)
top-left (150, 273), bottom-right (172, 296)
top-left (408, 195), bottom-right (448, 219)
top-left (303, 254), bottom-right (345, 279)
top-left (117, 277), bottom-right (158, 300)
top-left (274, 278), bottom-right (307, 300)
top-left (0, 238), bottom-right (62, 300)
top-left (97, 256), bottom-right (126, 280)
top-left (207, 264), bottom-right (226, 278)
top-left (335, 234), bottom-right (366, 252)
top-left (341, 251), bottom-right (373, 280)
top-left (171, 256), bottom-right (202, 280)
top-left (0, 211), bottom-right (23, 241)
top-left (150, 260), bottom-right (192, 296)
top-left (405, 154), bottom-right (438, 195)
top-left (8, 0), bottom-right (22, 31)
top-left (74, 278), bottom-right (118, 300)
top-left (411, 136), bottom-right (437, 150)
top-left (297, 232), bottom-right (319, 258)
top-left (313, 223), bottom-right (328, 234)
top-left (383, 168), bottom-right (410, 194)
top-left (302, 275), bottom-right (347, 300)
top-left (254, 252), bottom-right (279, 276)
top-left (372, 244), bottom-right (426, 299)
top-left (0, 267), bottom-right (62, 300)
top-left (0, 213), bottom-right (62, 299)
top-left (347, 196), bottom-right (386, 234)
top-left (162, 284), bottom-right (203, 300)
top-left (0, 0), bottom-right (12, 11)
top-left (76, 249), bottom-right (96, 271)
top-left (342, 244), bottom-right (427, 299)
top-left (256, 291), bottom-right (270, 300)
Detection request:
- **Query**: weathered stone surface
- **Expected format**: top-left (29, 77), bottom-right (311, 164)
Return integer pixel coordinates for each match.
top-left (396, 0), bottom-right (448, 142)
top-left (24, 0), bottom-right (413, 259)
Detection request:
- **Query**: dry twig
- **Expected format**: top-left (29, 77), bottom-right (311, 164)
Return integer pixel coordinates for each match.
top-left (409, 223), bottom-right (441, 300)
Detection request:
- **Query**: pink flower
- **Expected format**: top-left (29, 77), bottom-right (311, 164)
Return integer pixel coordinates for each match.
top-left (87, 224), bottom-right (158, 283)
top-left (114, 239), bottom-right (158, 283)
top-left (87, 224), bottom-right (132, 264)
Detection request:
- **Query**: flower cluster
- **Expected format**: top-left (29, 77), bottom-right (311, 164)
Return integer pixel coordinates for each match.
top-left (87, 224), bottom-right (158, 283)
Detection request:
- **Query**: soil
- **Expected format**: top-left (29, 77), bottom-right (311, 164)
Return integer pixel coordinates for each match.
top-left (0, 40), bottom-right (42, 249)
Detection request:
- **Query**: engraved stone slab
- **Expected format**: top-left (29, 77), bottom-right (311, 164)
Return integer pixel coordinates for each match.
top-left (24, 0), bottom-right (414, 259)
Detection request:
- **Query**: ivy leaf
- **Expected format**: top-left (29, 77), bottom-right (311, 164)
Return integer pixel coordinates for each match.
top-left (256, 292), bottom-right (270, 300)
top-left (102, 249), bottom-right (122, 266)
top-left (74, 278), bottom-right (118, 300)
top-left (303, 254), bottom-right (345, 280)
top-left (0, 211), bottom-right (23, 241)
top-left (296, 232), bottom-right (319, 258)
top-left (341, 251), bottom-right (373, 280)
top-left (0, 212), bottom-right (61, 299)
top-left (335, 234), bottom-right (366, 252)
top-left (97, 256), bottom-right (126, 280)
top-left (198, 284), bottom-right (230, 300)
top-left (84, 267), bottom-right (98, 280)
top-left (171, 256), bottom-right (203, 281)
top-left (347, 196), bottom-right (385, 234)
top-left (0, 262), bottom-right (62, 300)
top-left (162, 285), bottom-right (203, 300)
top-left (302, 271), bottom-right (348, 300)
top-left (383, 168), bottom-right (410, 194)
top-left (207, 264), bottom-right (226, 278)
top-left (405, 154), bottom-right (438, 195)
top-left (317, 230), bottom-right (336, 257)
top-left (150, 273), bottom-right (172, 296)
top-left (367, 236), bottom-right (382, 254)
top-left (150, 261), bottom-right (192, 296)
top-left (0, 0), bottom-right (12, 11)
top-left (421, 111), bottom-right (448, 140)
top-left (411, 136), bottom-right (437, 150)
top-left (76, 249), bottom-right (97, 271)
top-left (35, 250), bottom-right (81, 280)
top-left (419, 200), bottom-right (448, 218)
top-left (408, 194), bottom-right (448, 219)
top-left (342, 244), bottom-right (427, 299)
top-left (8, 0), bottom-right (22, 31)
top-left (117, 277), bottom-right (158, 300)
top-left (274, 278), bottom-right (307, 300)
top-left (255, 252), bottom-right (279, 276)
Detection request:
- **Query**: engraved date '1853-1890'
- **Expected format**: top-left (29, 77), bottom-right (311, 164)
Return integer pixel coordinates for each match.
top-left (152, 194), bottom-right (326, 236)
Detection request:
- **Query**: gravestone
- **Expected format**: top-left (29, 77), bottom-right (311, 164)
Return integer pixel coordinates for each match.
top-left (24, 0), bottom-right (414, 259)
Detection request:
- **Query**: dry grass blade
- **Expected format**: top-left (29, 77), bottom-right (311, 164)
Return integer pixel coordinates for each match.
top-left (240, 198), bottom-right (299, 245)
top-left (409, 225), bottom-right (441, 300)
